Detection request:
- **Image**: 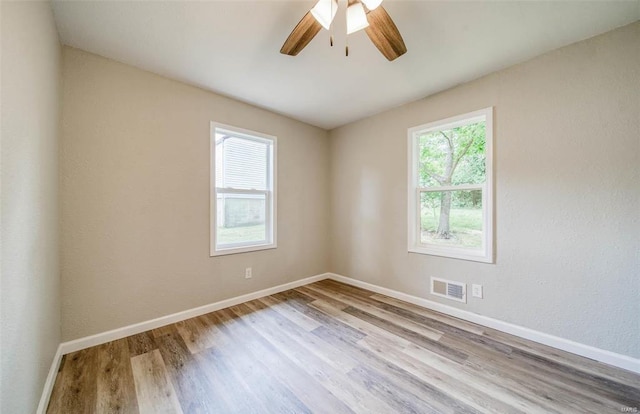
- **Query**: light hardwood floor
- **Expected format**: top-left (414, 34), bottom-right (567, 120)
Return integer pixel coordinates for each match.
top-left (47, 280), bottom-right (640, 413)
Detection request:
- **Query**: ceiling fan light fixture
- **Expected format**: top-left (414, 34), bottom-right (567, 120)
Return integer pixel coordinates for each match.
top-left (310, 0), bottom-right (338, 30)
top-left (346, 2), bottom-right (369, 35)
top-left (280, 1), bottom-right (406, 61)
top-left (361, 0), bottom-right (383, 11)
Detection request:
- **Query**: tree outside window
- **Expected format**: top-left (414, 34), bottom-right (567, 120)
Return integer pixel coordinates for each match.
top-left (408, 108), bottom-right (494, 263)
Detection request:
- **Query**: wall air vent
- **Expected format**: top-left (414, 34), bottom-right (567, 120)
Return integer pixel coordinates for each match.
top-left (431, 277), bottom-right (467, 303)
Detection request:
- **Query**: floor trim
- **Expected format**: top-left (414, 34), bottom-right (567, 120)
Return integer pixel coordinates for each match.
top-left (36, 344), bottom-right (64, 414)
top-left (327, 273), bottom-right (640, 374)
top-left (59, 273), bottom-right (329, 355)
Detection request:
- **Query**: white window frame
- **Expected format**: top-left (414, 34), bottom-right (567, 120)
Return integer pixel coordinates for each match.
top-left (407, 107), bottom-right (494, 263)
top-left (210, 122), bottom-right (277, 256)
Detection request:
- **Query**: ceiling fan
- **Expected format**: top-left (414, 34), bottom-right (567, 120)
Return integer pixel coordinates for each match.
top-left (280, 0), bottom-right (407, 61)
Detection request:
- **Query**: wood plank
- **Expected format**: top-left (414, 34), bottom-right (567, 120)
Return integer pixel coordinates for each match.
top-left (304, 283), bottom-right (443, 340)
top-left (127, 331), bottom-right (157, 357)
top-left (462, 353), bottom-right (629, 413)
top-left (153, 325), bottom-right (224, 413)
top-left (361, 294), bottom-right (512, 356)
top-left (194, 343), bottom-right (263, 414)
top-left (151, 324), bottom-right (175, 339)
top-left (344, 305), bottom-right (468, 364)
top-left (273, 288), bottom-right (316, 303)
top-left (296, 285), bottom-right (352, 309)
top-left (225, 304), bottom-right (356, 414)
top-left (349, 363), bottom-right (476, 414)
top-left (318, 284), bottom-right (492, 347)
top-left (314, 324), bottom-right (481, 414)
top-left (174, 316), bottom-right (218, 354)
top-left (481, 326), bottom-right (640, 388)
top-left (509, 348), bottom-right (640, 406)
top-left (313, 279), bottom-right (377, 298)
top-left (272, 292), bottom-right (367, 344)
top-left (47, 348), bottom-right (99, 414)
top-left (96, 339), bottom-right (139, 414)
top-left (244, 299), bottom-right (358, 374)
top-left (402, 340), bottom-right (548, 413)
top-left (309, 299), bottom-right (414, 350)
top-left (233, 301), bottom-right (397, 413)
top-left (358, 335), bottom-right (524, 414)
top-left (46, 364), bottom-right (66, 413)
top-left (204, 309), bottom-right (313, 414)
top-left (130, 349), bottom-right (183, 414)
top-left (369, 293), bottom-right (486, 335)
top-left (258, 294), bottom-right (322, 331)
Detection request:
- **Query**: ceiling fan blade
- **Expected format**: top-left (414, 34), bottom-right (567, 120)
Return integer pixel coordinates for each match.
top-left (280, 11), bottom-right (323, 56)
top-left (365, 5), bottom-right (407, 61)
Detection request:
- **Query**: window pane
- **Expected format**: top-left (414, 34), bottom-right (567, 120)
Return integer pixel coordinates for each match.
top-left (216, 134), bottom-right (269, 190)
top-left (417, 120), bottom-right (486, 187)
top-left (217, 193), bottom-right (267, 246)
top-left (420, 190), bottom-right (483, 249)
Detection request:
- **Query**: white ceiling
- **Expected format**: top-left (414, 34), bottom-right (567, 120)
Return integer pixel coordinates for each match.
top-left (51, 0), bottom-right (639, 130)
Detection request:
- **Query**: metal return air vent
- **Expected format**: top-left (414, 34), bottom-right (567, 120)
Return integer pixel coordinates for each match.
top-left (431, 277), bottom-right (467, 303)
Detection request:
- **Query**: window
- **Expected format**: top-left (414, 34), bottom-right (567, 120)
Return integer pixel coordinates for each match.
top-left (407, 107), bottom-right (493, 263)
top-left (210, 123), bottom-right (276, 256)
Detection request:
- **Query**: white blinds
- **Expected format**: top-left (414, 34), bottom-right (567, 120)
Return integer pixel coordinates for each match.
top-left (216, 133), bottom-right (270, 191)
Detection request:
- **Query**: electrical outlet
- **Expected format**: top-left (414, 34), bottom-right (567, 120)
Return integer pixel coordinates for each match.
top-left (245, 267), bottom-right (252, 279)
top-left (472, 284), bottom-right (483, 298)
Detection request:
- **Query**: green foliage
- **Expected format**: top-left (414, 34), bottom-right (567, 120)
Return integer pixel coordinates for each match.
top-left (420, 189), bottom-right (482, 211)
top-left (418, 121), bottom-right (486, 210)
top-left (451, 132), bottom-right (485, 186)
top-left (418, 121), bottom-right (486, 188)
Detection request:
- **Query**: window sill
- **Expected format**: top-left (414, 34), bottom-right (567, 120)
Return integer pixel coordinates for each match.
top-left (408, 246), bottom-right (493, 264)
top-left (211, 243), bottom-right (277, 257)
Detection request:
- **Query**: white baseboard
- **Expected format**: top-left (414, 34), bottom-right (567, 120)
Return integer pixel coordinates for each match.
top-left (327, 273), bottom-right (640, 374)
top-left (59, 273), bottom-right (329, 355)
top-left (36, 344), bottom-right (64, 414)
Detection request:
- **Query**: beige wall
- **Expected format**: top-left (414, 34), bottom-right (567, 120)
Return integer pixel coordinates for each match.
top-left (1, 2), bottom-right (61, 412)
top-left (60, 47), bottom-right (330, 341)
top-left (329, 22), bottom-right (640, 358)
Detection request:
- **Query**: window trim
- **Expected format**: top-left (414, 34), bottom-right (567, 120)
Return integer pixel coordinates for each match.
top-left (407, 107), bottom-right (494, 263)
top-left (210, 122), bottom-right (277, 257)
